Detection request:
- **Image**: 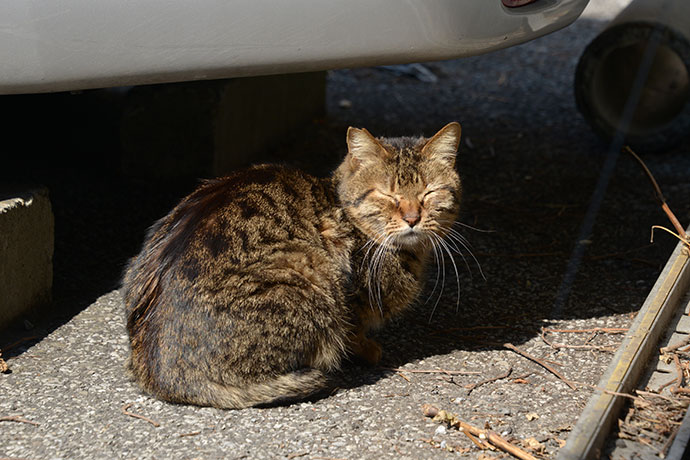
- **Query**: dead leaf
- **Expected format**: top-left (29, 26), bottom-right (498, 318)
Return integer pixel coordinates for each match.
top-left (525, 412), bottom-right (540, 421)
top-left (551, 424), bottom-right (572, 433)
top-left (523, 437), bottom-right (545, 453)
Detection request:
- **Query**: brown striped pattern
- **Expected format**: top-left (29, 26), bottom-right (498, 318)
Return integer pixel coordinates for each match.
top-left (122, 123), bottom-right (462, 408)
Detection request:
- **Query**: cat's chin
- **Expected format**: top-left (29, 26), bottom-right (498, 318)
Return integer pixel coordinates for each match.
top-left (393, 230), bottom-right (425, 250)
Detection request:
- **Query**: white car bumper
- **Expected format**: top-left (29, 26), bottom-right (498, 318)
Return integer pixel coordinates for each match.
top-left (0, 0), bottom-right (589, 94)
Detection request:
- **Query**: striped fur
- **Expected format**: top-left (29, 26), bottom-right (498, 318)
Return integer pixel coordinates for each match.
top-left (122, 123), bottom-right (462, 408)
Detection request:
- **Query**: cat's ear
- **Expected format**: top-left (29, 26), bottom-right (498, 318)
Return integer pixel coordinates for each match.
top-left (422, 122), bottom-right (462, 167)
top-left (346, 127), bottom-right (387, 171)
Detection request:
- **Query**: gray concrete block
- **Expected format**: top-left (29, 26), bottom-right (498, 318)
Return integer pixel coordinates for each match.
top-left (0, 187), bottom-right (54, 329)
top-left (647, 370), bottom-right (675, 395)
top-left (665, 332), bottom-right (689, 350)
top-left (121, 72), bottom-right (326, 179)
top-left (677, 314), bottom-right (690, 333)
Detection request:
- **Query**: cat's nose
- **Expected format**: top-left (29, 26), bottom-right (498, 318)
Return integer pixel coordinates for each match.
top-left (402, 210), bottom-right (421, 227)
top-left (399, 200), bottom-right (421, 227)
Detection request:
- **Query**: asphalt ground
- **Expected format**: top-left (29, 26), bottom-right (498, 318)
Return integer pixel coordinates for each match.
top-left (3, 1), bottom-right (690, 458)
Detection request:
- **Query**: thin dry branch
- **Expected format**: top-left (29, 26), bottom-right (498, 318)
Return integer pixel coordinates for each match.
top-left (585, 245), bottom-right (654, 261)
top-left (671, 387), bottom-right (690, 395)
top-left (121, 403), bottom-right (161, 427)
top-left (396, 371), bottom-right (411, 383)
top-left (422, 404), bottom-right (538, 460)
top-left (541, 329), bottom-right (617, 353)
top-left (635, 389), bottom-right (683, 404)
top-left (386, 367), bottom-right (481, 376)
top-left (543, 327), bottom-right (628, 334)
top-left (431, 325), bottom-right (508, 335)
top-left (503, 343), bottom-right (577, 390)
top-left (567, 381), bottom-right (652, 406)
top-left (661, 336), bottom-right (690, 354)
top-left (661, 427), bottom-right (680, 457)
top-left (0, 415), bottom-right (39, 426)
top-left (463, 429), bottom-right (491, 450)
top-left (651, 225), bottom-right (690, 248)
top-left (0, 336), bottom-right (40, 354)
top-left (623, 145), bottom-right (688, 246)
top-left (673, 354), bottom-right (684, 390)
top-left (465, 366), bottom-right (513, 394)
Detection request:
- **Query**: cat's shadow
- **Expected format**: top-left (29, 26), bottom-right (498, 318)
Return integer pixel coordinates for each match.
top-left (332, 284), bottom-right (544, 392)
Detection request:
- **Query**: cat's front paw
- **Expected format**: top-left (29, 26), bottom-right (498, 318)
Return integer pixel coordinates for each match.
top-left (353, 335), bottom-right (382, 365)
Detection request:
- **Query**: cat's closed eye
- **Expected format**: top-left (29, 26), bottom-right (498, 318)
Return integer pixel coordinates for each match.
top-left (420, 189), bottom-right (436, 204)
top-left (374, 190), bottom-right (399, 206)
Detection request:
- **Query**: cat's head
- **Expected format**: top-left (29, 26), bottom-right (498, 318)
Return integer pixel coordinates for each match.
top-left (336, 122), bottom-right (462, 250)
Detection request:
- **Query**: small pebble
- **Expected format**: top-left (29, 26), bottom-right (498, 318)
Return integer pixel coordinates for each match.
top-left (536, 432), bottom-right (551, 442)
top-left (434, 425), bottom-right (447, 436)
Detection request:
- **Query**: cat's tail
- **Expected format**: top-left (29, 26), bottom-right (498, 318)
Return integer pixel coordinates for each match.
top-left (181, 368), bottom-right (331, 409)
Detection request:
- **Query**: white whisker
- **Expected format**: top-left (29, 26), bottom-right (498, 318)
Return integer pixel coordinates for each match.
top-left (441, 232), bottom-right (473, 281)
top-left (446, 227), bottom-right (472, 247)
top-left (434, 233), bottom-right (461, 313)
top-left (453, 221), bottom-right (495, 233)
top-left (445, 228), bottom-right (486, 281)
top-left (365, 233), bottom-right (394, 316)
top-left (427, 234), bottom-right (446, 323)
top-left (424, 235), bottom-right (442, 307)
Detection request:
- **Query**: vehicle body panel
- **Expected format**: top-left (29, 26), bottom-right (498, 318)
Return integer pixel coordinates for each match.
top-left (0, 0), bottom-right (589, 94)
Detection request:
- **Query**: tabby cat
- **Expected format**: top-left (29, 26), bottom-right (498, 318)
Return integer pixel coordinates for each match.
top-left (122, 122), bottom-right (463, 408)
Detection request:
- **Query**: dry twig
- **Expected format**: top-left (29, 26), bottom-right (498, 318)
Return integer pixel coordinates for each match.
top-left (623, 145), bottom-right (689, 248)
top-left (432, 325), bottom-right (508, 335)
top-left (671, 387), bottom-right (690, 395)
top-left (465, 367), bottom-right (513, 394)
top-left (661, 336), bottom-right (690, 354)
top-left (672, 353), bottom-right (684, 391)
top-left (386, 367), bottom-right (481, 376)
top-left (540, 329), bottom-right (617, 353)
top-left (463, 429), bottom-right (491, 450)
top-left (0, 415), bottom-right (39, 426)
top-left (568, 380), bottom-right (652, 406)
top-left (542, 327), bottom-right (628, 334)
top-left (635, 389), bottom-right (683, 404)
top-left (121, 403), bottom-right (160, 427)
top-left (0, 336), bottom-right (40, 356)
top-left (422, 404), bottom-right (538, 460)
top-left (396, 371), bottom-right (411, 383)
top-left (503, 343), bottom-right (576, 390)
